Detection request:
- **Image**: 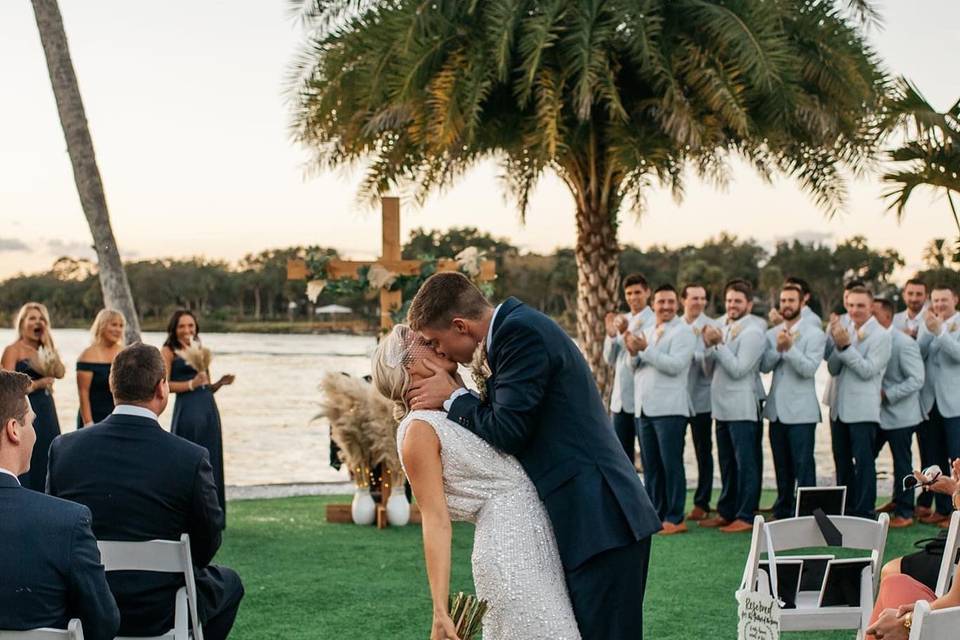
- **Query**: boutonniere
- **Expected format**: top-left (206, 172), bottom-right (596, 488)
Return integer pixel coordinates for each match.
top-left (692, 326), bottom-right (702, 337)
top-left (470, 340), bottom-right (492, 403)
top-left (654, 326), bottom-right (665, 343)
top-left (856, 328), bottom-right (866, 342)
top-left (729, 325), bottom-right (742, 340)
top-left (949, 322), bottom-right (958, 333)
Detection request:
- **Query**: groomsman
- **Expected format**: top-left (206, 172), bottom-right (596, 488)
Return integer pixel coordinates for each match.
top-left (916, 284), bottom-right (960, 527)
top-left (872, 298), bottom-right (924, 528)
top-left (700, 280), bottom-right (766, 533)
top-left (827, 286), bottom-right (892, 519)
top-left (761, 284), bottom-right (827, 520)
top-left (770, 277), bottom-right (823, 329)
top-left (627, 285), bottom-right (696, 535)
top-left (604, 274), bottom-right (654, 462)
top-left (893, 279), bottom-right (929, 338)
top-left (825, 279), bottom-right (863, 488)
top-left (681, 283), bottom-right (716, 521)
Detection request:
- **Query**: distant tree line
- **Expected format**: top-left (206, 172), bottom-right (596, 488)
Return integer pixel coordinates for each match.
top-left (1, 229), bottom-right (958, 331)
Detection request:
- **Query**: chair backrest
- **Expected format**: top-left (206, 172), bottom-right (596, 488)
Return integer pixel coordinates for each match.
top-left (97, 534), bottom-right (202, 640)
top-left (934, 511), bottom-right (960, 597)
top-left (0, 619), bottom-right (83, 640)
top-left (908, 600), bottom-right (960, 640)
top-left (743, 514), bottom-right (890, 599)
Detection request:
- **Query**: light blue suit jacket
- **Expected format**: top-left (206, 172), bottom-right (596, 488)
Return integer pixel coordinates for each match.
top-left (827, 317), bottom-right (892, 424)
top-left (917, 312), bottom-right (960, 419)
top-left (880, 329), bottom-right (925, 430)
top-left (704, 318), bottom-right (765, 422)
top-left (718, 312), bottom-right (768, 402)
top-left (603, 307), bottom-right (653, 414)
top-left (686, 313), bottom-right (717, 415)
top-left (761, 321), bottom-right (826, 425)
top-left (801, 305), bottom-right (823, 328)
top-left (630, 316), bottom-right (696, 418)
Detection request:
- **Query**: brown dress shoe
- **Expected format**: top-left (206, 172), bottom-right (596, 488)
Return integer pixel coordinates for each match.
top-left (919, 512), bottom-right (950, 526)
top-left (889, 517), bottom-right (914, 529)
top-left (915, 506), bottom-right (933, 519)
top-left (699, 516), bottom-right (731, 529)
top-left (687, 506), bottom-right (710, 521)
top-left (720, 519), bottom-right (754, 533)
top-left (877, 501), bottom-right (896, 514)
top-left (658, 521), bottom-right (689, 536)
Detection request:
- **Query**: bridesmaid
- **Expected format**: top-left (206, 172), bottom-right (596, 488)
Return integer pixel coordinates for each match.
top-left (161, 309), bottom-right (235, 516)
top-left (1, 302), bottom-right (66, 491)
top-left (76, 309), bottom-right (125, 428)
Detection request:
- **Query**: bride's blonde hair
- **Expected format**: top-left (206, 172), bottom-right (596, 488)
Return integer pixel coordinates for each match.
top-left (370, 327), bottom-right (413, 422)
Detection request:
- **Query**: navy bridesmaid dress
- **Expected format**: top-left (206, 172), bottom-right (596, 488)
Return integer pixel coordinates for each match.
top-left (76, 361), bottom-right (114, 428)
top-left (170, 356), bottom-right (226, 515)
top-left (15, 359), bottom-right (61, 492)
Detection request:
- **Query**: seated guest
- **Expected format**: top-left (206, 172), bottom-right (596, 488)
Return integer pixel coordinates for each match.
top-left (0, 370), bottom-right (119, 640)
top-left (47, 343), bottom-right (243, 640)
top-left (865, 462), bottom-right (960, 640)
top-left (626, 284), bottom-right (696, 535)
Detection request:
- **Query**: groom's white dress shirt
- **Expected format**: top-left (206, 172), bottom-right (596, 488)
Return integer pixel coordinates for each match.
top-left (443, 304), bottom-right (502, 411)
top-left (111, 405), bottom-right (161, 422)
top-left (0, 466), bottom-right (20, 483)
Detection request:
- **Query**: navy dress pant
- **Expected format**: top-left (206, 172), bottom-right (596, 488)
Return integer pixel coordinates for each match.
top-left (769, 421), bottom-right (817, 520)
top-left (638, 414), bottom-right (687, 524)
top-left (874, 426), bottom-right (916, 519)
top-left (716, 420), bottom-right (761, 523)
top-left (688, 412), bottom-right (714, 511)
top-left (611, 410), bottom-right (637, 464)
top-left (832, 420), bottom-right (878, 519)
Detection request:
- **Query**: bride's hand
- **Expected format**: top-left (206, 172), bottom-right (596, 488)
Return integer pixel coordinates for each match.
top-left (430, 612), bottom-right (460, 640)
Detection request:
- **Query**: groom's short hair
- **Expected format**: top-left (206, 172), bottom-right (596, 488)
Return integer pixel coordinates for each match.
top-left (407, 272), bottom-right (492, 330)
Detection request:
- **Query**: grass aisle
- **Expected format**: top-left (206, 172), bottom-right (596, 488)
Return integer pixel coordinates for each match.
top-left (218, 494), bottom-right (938, 639)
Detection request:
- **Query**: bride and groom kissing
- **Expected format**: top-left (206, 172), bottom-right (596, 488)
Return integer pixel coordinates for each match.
top-left (371, 272), bottom-right (661, 640)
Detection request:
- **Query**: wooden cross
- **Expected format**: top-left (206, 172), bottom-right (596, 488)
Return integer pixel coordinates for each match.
top-left (288, 196), bottom-right (496, 527)
top-left (287, 196), bottom-right (497, 332)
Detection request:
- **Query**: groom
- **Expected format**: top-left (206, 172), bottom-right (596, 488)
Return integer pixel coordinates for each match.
top-left (407, 272), bottom-right (661, 639)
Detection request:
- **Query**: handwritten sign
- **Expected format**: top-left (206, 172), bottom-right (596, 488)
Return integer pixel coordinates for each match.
top-left (736, 589), bottom-right (780, 640)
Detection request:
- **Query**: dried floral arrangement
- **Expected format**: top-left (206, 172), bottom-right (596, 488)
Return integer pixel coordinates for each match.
top-left (176, 338), bottom-right (212, 373)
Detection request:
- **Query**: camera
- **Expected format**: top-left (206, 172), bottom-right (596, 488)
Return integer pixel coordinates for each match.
top-left (902, 465), bottom-right (943, 491)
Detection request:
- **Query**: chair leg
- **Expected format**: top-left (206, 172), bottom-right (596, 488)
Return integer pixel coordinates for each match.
top-left (174, 587), bottom-right (189, 640)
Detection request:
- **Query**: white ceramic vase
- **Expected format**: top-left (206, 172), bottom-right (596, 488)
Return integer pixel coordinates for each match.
top-left (385, 492), bottom-right (411, 527)
top-left (351, 487), bottom-right (376, 525)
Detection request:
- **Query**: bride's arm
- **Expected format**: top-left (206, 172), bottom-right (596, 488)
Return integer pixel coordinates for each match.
top-left (402, 420), bottom-right (461, 640)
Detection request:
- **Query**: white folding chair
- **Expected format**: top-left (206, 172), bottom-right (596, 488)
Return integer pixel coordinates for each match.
top-left (0, 619), bottom-right (84, 639)
top-left (934, 511), bottom-right (960, 597)
top-left (908, 600), bottom-right (960, 640)
top-left (742, 513), bottom-right (890, 640)
top-left (97, 534), bottom-right (203, 640)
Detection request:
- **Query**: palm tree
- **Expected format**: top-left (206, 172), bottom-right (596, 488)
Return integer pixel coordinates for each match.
top-left (289, 0), bottom-right (887, 392)
top-left (31, 0), bottom-right (141, 343)
top-left (922, 238), bottom-right (958, 270)
top-left (881, 78), bottom-right (960, 238)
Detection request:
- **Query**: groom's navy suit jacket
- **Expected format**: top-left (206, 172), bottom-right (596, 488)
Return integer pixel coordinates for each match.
top-left (449, 298), bottom-right (661, 570)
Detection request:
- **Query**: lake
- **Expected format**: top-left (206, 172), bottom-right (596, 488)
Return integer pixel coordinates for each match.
top-left (1, 328), bottom-right (901, 489)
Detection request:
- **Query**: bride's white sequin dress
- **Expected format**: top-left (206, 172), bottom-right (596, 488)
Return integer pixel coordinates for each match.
top-left (397, 410), bottom-right (581, 640)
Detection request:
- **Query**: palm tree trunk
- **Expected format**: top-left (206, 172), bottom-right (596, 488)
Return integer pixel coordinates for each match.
top-left (31, 0), bottom-right (141, 344)
top-left (574, 203), bottom-right (620, 400)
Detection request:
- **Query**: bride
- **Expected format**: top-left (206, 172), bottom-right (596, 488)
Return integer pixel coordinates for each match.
top-left (371, 325), bottom-right (581, 640)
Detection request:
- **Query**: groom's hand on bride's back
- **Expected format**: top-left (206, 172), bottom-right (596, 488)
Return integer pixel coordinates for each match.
top-left (407, 359), bottom-right (463, 411)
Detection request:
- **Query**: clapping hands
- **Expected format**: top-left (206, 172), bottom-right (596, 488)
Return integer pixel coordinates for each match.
top-left (924, 310), bottom-right (943, 335)
top-left (702, 325), bottom-right (723, 347)
top-left (775, 328), bottom-right (794, 353)
top-left (830, 319), bottom-right (851, 348)
top-left (605, 313), bottom-right (628, 338)
top-left (624, 331), bottom-right (647, 355)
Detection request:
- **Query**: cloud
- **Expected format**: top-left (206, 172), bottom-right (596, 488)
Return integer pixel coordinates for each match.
top-left (46, 239), bottom-right (95, 256)
top-left (772, 230), bottom-right (835, 246)
top-left (0, 238), bottom-right (30, 252)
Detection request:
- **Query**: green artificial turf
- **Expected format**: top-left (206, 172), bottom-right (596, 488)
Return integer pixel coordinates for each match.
top-left (217, 492), bottom-right (939, 639)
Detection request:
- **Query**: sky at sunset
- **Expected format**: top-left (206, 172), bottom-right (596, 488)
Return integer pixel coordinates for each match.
top-left (2, 1), bottom-right (959, 281)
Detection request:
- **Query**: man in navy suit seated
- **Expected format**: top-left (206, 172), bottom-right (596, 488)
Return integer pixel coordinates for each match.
top-left (0, 370), bottom-right (119, 639)
top-left (47, 343), bottom-right (244, 640)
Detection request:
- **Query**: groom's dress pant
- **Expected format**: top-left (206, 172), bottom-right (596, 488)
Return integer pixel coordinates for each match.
top-left (715, 420), bottom-right (761, 523)
top-left (566, 537), bottom-right (651, 640)
top-left (638, 413), bottom-right (687, 524)
top-left (688, 412), bottom-right (714, 511)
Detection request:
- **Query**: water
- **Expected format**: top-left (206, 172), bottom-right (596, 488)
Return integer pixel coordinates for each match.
top-left (1, 329), bottom-right (900, 490)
